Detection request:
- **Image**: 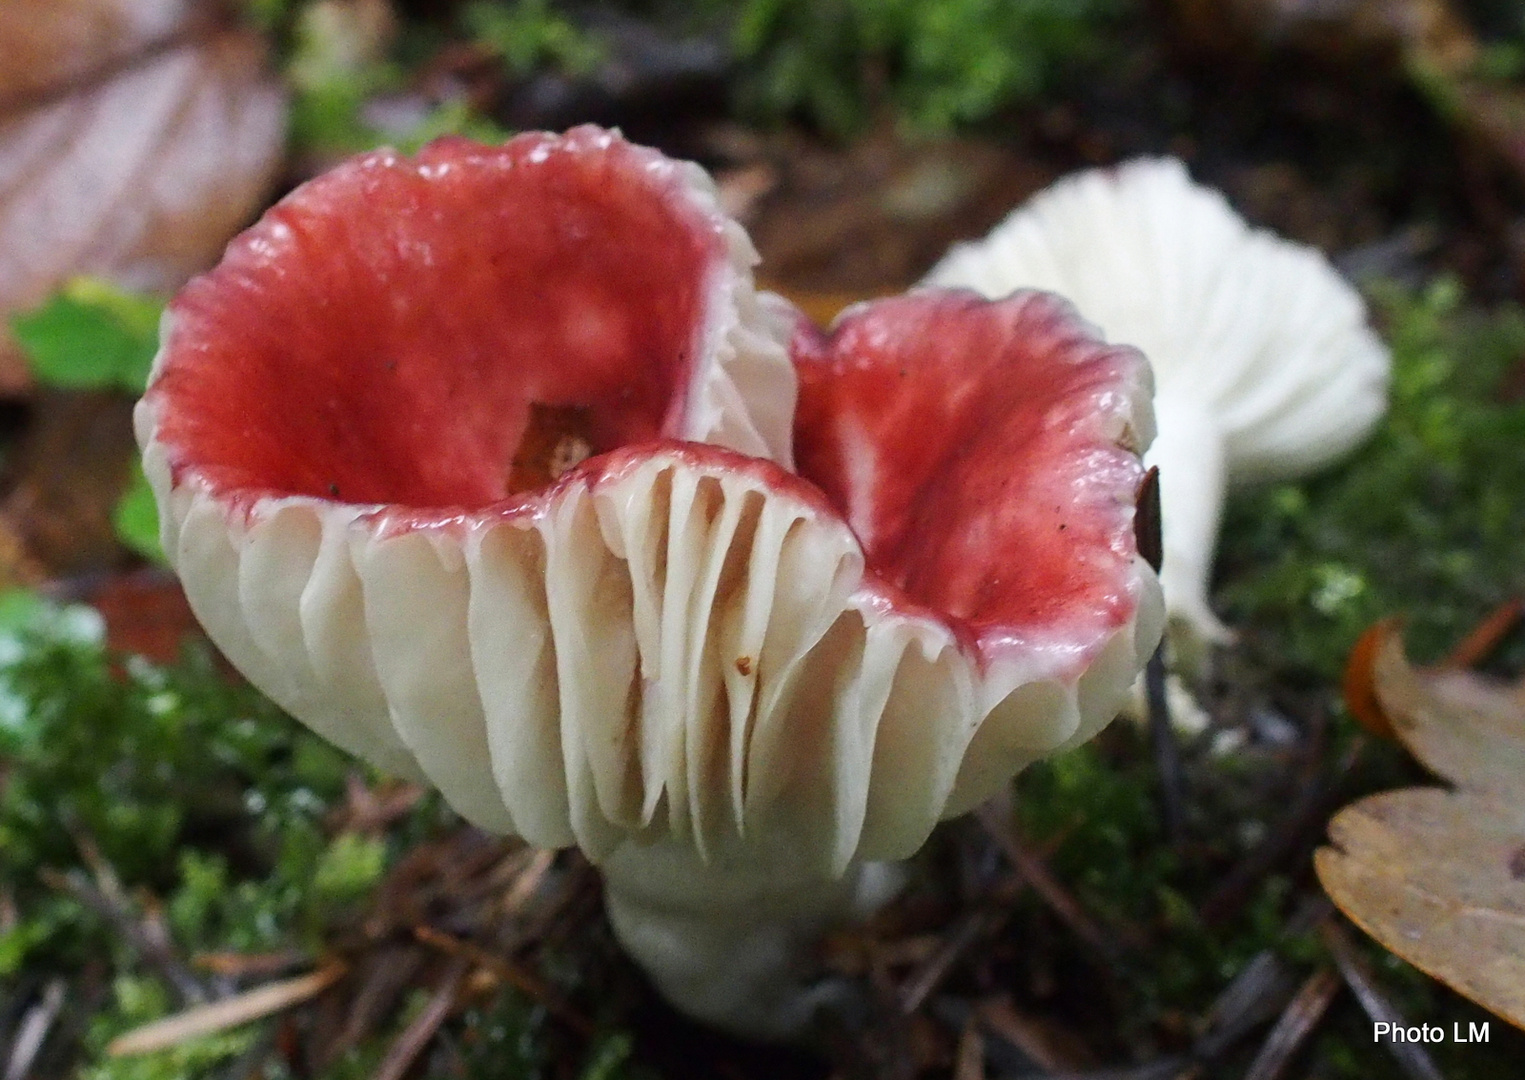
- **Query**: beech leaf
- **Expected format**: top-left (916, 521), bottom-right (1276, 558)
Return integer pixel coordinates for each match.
top-left (1315, 624), bottom-right (1525, 1029)
top-left (0, 3), bottom-right (287, 392)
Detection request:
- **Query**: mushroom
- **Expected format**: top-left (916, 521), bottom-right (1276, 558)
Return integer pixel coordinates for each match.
top-left (925, 158), bottom-right (1390, 663)
top-left (136, 127), bottom-right (1163, 1039)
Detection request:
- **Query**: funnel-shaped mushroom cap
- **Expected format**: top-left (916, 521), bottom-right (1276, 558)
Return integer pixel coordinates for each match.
top-left (138, 130), bottom-right (1161, 878)
top-left (926, 158), bottom-right (1389, 646)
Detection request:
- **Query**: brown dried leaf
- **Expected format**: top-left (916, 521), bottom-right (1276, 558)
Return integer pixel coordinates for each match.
top-left (0, 0), bottom-right (194, 106)
top-left (1316, 626), bottom-right (1525, 1029)
top-left (0, 5), bottom-right (286, 392)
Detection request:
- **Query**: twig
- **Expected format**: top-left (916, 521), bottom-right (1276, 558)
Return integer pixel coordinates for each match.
top-left (975, 800), bottom-right (1138, 963)
top-left (324, 944), bottom-right (428, 1069)
top-left (1011, 1062), bottom-right (1189, 1080)
top-left (1242, 967), bottom-right (1342, 1080)
top-left (1191, 949), bottom-right (1298, 1064)
top-left (193, 950), bottom-right (307, 980)
top-left (372, 958), bottom-right (470, 1080)
top-left (413, 925), bottom-right (593, 1036)
top-left (4, 978), bottom-right (65, 1080)
top-left (107, 964), bottom-right (346, 1056)
top-left (1135, 466), bottom-right (1163, 573)
top-left (977, 995), bottom-right (1096, 1073)
top-left (1145, 645), bottom-right (1185, 846)
top-left (41, 868), bottom-right (209, 1005)
top-left (1319, 919), bottom-right (1447, 1080)
top-left (1200, 738), bottom-right (1365, 926)
top-left (954, 1017), bottom-right (986, 1080)
top-left (899, 907), bottom-right (1008, 1015)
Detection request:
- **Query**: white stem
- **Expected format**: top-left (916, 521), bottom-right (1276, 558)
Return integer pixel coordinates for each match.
top-left (598, 837), bottom-right (903, 1041)
top-left (1144, 392), bottom-right (1233, 670)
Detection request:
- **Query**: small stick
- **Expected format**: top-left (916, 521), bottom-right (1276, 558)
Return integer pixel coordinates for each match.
top-left (412, 925), bottom-right (593, 1036)
top-left (977, 995), bottom-right (1095, 1073)
top-left (1144, 645), bottom-right (1186, 846)
top-left (325, 945), bottom-right (427, 1068)
top-left (954, 1017), bottom-right (986, 1080)
top-left (107, 964), bottom-right (345, 1056)
top-left (1200, 739), bottom-right (1365, 926)
top-left (373, 959), bottom-right (469, 1080)
top-left (501, 848), bottom-right (556, 917)
top-left (1009, 1061), bottom-right (1190, 1080)
top-left (899, 908), bottom-right (1007, 1015)
top-left (1134, 465), bottom-right (1185, 845)
top-left (1242, 967), bottom-right (1342, 1080)
top-left (1319, 920), bottom-right (1447, 1080)
top-left (1134, 467), bottom-right (1163, 574)
top-left (976, 801), bottom-right (1139, 963)
top-left (1191, 949), bottom-right (1297, 1063)
top-left (41, 868), bottom-right (209, 1005)
top-left (4, 978), bottom-right (66, 1080)
top-left (193, 950), bottom-right (307, 980)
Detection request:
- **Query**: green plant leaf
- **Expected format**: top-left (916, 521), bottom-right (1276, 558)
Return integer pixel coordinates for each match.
top-left (11, 278), bottom-right (163, 393)
top-left (113, 466), bottom-right (165, 565)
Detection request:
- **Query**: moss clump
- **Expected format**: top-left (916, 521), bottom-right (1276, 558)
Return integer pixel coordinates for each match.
top-left (1217, 277), bottom-right (1525, 682)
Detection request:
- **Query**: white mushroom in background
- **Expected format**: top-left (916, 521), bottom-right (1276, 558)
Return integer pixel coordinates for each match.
top-left (137, 127), bottom-right (1162, 1040)
top-left (926, 158), bottom-right (1390, 668)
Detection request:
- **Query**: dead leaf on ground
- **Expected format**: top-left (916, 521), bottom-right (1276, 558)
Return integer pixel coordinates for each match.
top-left (0, 0), bottom-right (193, 106)
top-left (1315, 624), bottom-right (1525, 1030)
top-left (0, 2), bottom-right (287, 393)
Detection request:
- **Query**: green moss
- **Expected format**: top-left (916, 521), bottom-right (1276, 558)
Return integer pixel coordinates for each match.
top-left (726, 0), bottom-right (1133, 135)
top-left (1012, 280), bottom-right (1525, 1073)
top-left (287, 1), bottom-right (509, 156)
top-left (0, 596), bottom-right (381, 1012)
top-left (463, 0), bottom-right (604, 78)
top-left (81, 977), bottom-right (256, 1080)
top-left (1218, 278), bottom-right (1525, 680)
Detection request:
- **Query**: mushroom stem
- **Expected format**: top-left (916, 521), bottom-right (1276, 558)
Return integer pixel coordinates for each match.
top-left (599, 838), bottom-right (903, 1040)
top-left (1146, 392), bottom-right (1233, 669)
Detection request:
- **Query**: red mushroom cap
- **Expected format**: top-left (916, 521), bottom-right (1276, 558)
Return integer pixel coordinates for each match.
top-left (138, 130), bottom-right (1161, 874)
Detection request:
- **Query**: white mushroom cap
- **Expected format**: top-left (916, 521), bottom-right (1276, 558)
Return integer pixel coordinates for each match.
top-left (926, 158), bottom-right (1390, 649)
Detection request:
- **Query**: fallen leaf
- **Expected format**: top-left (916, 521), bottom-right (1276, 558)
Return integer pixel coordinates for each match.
top-left (1316, 624), bottom-right (1525, 1029)
top-left (1343, 618), bottom-right (1402, 740)
top-left (0, 4), bottom-right (287, 392)
top-left (0, 0), bottom-right (192, 106)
